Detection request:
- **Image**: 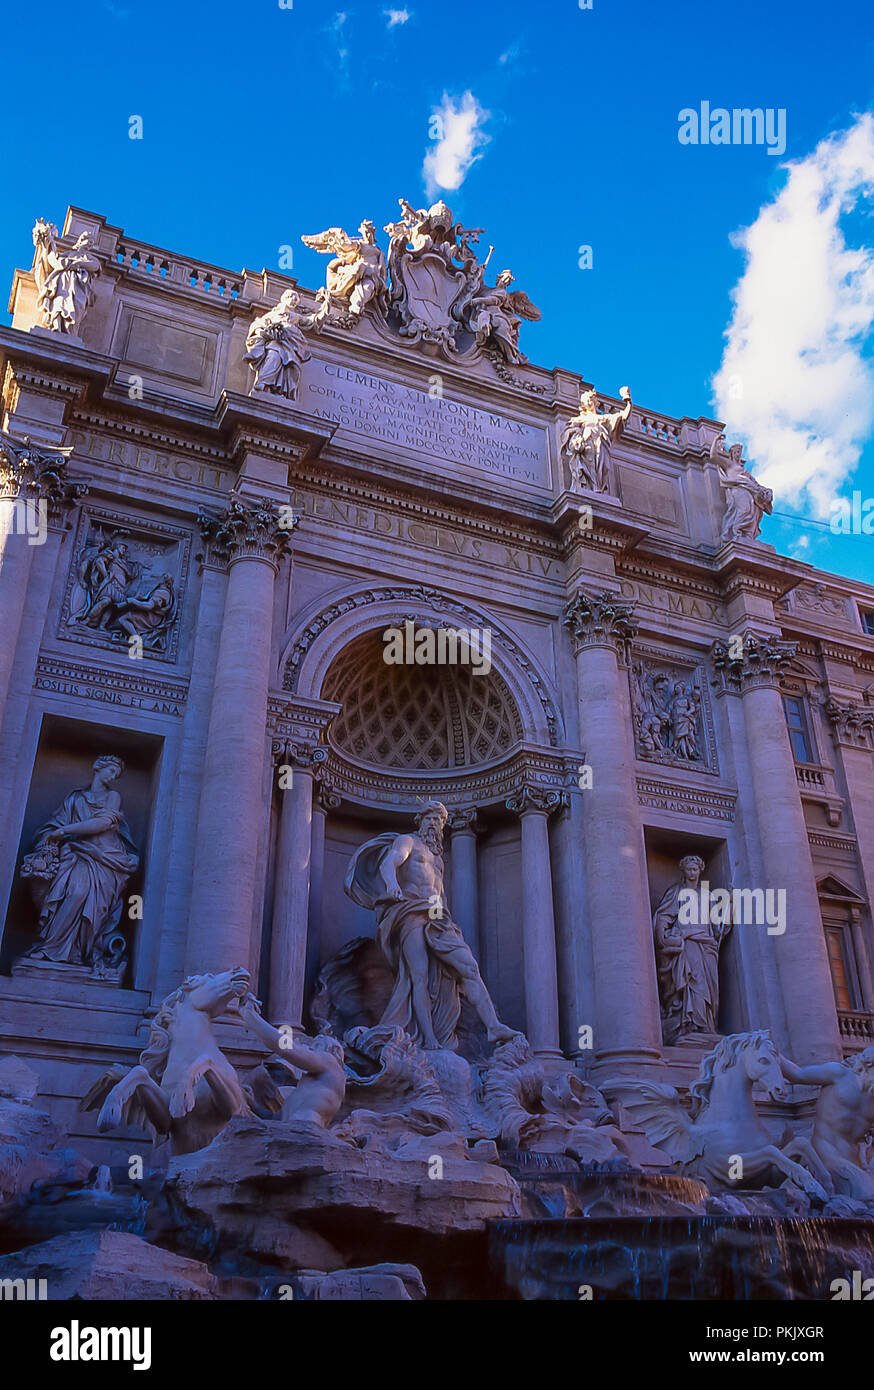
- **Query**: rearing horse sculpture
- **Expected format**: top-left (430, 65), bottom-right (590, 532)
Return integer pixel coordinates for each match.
top-left (82, 967), bottom-right (258, 1156)
top-left (614, 1031), bottom-right (832, 1200)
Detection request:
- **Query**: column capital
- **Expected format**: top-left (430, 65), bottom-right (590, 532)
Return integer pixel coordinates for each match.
top-left (825, 697), bottom-right (874, 749)
top-left (0, 432), bottom-right (88, 515)
top-left (563, 588), bottom-right (637, 658)
top-left (199, 494), bottom-right (298, 569)
top-left (448, 807), bottom-right (483, 835)
top-left (710, 631), bottom-right (797, 694)
top-left (272, 738), bottom-right (329, 773)
top-left (314, 770), bottom-right (342, 813)
top-left (506, 785), bottom-right (567, 818)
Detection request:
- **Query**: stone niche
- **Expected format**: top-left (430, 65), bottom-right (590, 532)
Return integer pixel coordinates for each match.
top-left (0, 716), bottom-right (163, 985)
top-left (644, 828), bottom-right (743, 1038)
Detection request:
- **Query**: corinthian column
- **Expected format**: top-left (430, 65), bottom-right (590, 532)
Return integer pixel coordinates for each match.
top-left (712, 635), bottom-right (842, 1061)
top-left (563, 589), bottom-right (663, 1076)
top-left (448, 808), bottom-right (482, 958)
top-left (184, 498), bottom-right (296, 976)
top-left (506, 786), bottom-right (563, 1059)
top-left (269, 741), bottom-right (327, 1027)
top-left (0, 436), bottom-right (85, 728)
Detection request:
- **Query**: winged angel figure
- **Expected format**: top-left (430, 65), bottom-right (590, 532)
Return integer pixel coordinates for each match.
top-left (613, 1031), bottom-right (832, 1199)
top-left (462, 269), bottom-right (541, 365)
top-left (301, 221), bottom-right (389, 329)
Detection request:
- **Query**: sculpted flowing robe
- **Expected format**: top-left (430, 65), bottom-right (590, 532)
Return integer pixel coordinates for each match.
top-left (653, 881), bottom-right (721, 1039)
top-left (344, 833), bottom-right (472, 1050)
top-left (24, 789), bottom-right (139, 965)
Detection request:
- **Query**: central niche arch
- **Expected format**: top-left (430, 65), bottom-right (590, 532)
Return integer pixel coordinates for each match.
top-left (322, 630), bottom-right (523, 772)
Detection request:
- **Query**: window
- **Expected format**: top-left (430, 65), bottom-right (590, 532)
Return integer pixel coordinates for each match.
top-left (861, 609), bottom-right (874, 637)
top-left (783, 695), bottom-right (815, 764)
top-left (825, 924), bottom-right (856, 1012)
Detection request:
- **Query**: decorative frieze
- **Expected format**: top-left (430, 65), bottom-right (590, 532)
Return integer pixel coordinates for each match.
top-left (563, 589), bottom-right (637, 658)
top-left (198, 496), bottom-right (298, 568)
top-left (710, 632), bottom-right (797, 693)
top-left (33, 654), bottom-right (188, 717)
top-left (636, 775), bottom-right (736, 821)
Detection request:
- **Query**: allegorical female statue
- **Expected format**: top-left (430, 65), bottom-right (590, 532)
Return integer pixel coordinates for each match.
top-left (32, 219), bottom-right (101, 335)
top-left (18, 755), bottom-right (139, 970)
top-left (652, 854), bottom-right (730, 1043)
top-left (244, 289), bottom-right (312, 399)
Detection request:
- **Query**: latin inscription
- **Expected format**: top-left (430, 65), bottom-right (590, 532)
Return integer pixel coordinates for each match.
top-left (301, 360), bottom-right (551, 486)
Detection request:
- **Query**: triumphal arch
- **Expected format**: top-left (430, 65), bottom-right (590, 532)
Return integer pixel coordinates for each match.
top-left (3, 203), bottom-right (874, 1298)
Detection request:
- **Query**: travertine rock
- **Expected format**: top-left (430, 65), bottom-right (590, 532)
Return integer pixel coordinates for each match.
top-left (0, 1058), bottom-right (89, 1212)
top-left (165, 1115), bottom-right (521, 1267)
top-left (0, 1229), bottom-right (217, 1299)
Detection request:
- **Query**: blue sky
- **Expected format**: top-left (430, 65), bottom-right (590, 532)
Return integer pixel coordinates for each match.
top-left (3, 0), bottom-right (874, 581)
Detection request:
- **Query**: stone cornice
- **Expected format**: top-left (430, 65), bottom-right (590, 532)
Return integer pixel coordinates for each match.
top-left (266, 693), bottom-right (341, 745)
top-left (563, 589), bottom-right (638, 658)
top-left (710, 632), bottom-right (797, 694)
top-left (198, 496), bottom-right (297, 568)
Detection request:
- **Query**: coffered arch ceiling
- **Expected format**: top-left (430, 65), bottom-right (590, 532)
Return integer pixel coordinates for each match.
top-left (321, 630), bottom-right (523, 773)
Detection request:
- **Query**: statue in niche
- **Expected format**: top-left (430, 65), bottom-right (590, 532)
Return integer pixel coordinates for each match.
top-left (711, 434), bottom-right (773, 542)
top-left (561, 385), bottom-right (632, 493)
top-left (631, 661), bottom-right (702, 762)
top-left (17, 755), bottom-right (139, 972)
top-left (344, 801), bottom-right (518, 1052)
top-left (72, 532), bottom-right (177, 652)
top-left (244, 289), bottom-right (311, 400)
top-left (32, 219), bottom-right (101, 335)
top-left (652, 854), bottom-right (731, 1043)
top-left (301, 220), bottom-right (389, 328)
top-left (462, 268), bottom-right (541, 365)
top-left (778, 1048), bottom-right (874, 1201)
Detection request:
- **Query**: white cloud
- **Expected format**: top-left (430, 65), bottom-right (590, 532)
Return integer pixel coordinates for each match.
top-left (384, 7), bottom-right (411, 25)
top-left (423, 92), bottom-right (490, 199)
top-left (713, 113), bottom-right (874, 517)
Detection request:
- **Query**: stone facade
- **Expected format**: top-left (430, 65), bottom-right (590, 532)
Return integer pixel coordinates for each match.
top-left (2, 202), bottom-right (874, 1179)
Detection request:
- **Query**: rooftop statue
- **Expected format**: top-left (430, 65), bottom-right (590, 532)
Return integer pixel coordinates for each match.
top-left (562, 385), bottom-right (632, 493)
top-left (301, 220), bottom-right (389, 330)
top-left (244, 288), bottom-right (311, 400)
top-left (462, 268), bottom-right (542, 366)
top-left (711, 433), bottom-right (773, 542)
top-left (344, 802), bottom-right (518, 1053)
top-left (32, 219), bottom-right (101, 336)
